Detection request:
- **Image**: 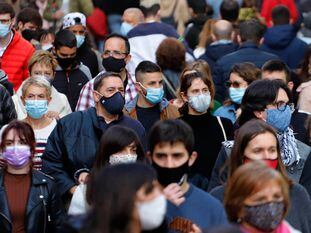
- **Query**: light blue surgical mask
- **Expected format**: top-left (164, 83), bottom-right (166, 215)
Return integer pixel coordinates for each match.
top-left (75, 34), bottom-right (85, 48)
top-left (25, 100), bottom-right (48, 119)
top-left (120, 22), bottom-right (134, 35)
top-left (145, 87), bottom-right (164, 104)
top-left (0, 23), bottom-right (10, 38)
top-left (266, 105), bottom-right (292, 132)
top-left (188, 93), bottom-right (211, 113)
top-left (229, 87), bottom-right (246, 104)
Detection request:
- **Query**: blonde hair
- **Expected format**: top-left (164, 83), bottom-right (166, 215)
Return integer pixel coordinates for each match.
top-left (22, 76), bottom-right (52, 98)
top-left (28, 50), bottom-right (58, 73)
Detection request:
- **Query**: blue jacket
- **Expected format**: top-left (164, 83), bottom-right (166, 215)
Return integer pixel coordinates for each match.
top-left (42, 107), bottom-right (146, 196)
top-left (215, 42), bottom-right (278, 101)
top-left (261, 24), bottom-right (308, 69)
top-left (213, 104), bottom-right (237, 123)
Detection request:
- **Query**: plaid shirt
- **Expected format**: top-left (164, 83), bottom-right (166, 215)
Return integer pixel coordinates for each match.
top-left (75, 71), bottom-right (137, 111)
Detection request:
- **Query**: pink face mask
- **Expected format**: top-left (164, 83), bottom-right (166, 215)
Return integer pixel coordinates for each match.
top-left (2, 145), bottom-right (31, 168)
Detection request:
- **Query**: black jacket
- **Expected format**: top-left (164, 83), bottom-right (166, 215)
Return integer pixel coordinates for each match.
top-left (42, 107), bottom-right (146, 196)
top-left (77, 42), bottom-right (100, 77)
top-left (0, 84), bottom-right (16, 128)
top-left (53, 63), bottom-right (92, 111)
top-left (0, 169), bottom-right (65, 233)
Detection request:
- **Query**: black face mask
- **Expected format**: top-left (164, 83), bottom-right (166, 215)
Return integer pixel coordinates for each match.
top-left (102, 57), bottom-right (126, 73)
top-left (57, 56), bottom-right (76, 70)
top-left (99, 91), bottom-right (125, 115)
top-left (152, 160), bottom-right (189, 187)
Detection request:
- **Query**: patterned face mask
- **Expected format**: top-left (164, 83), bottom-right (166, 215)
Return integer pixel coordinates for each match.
top-left (109, 154), bottom-right (137, 165)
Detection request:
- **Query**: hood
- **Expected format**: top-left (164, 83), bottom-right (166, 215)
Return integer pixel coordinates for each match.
top-left (264, 25), bottom-right (297, 49)
top-left (204, 43), bottom-right (238, 61)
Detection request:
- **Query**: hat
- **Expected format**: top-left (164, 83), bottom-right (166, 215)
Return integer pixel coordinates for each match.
top-left (140, 0), bottom-right (160, 8)
top-left (62, 12), bottom-right (86, 29)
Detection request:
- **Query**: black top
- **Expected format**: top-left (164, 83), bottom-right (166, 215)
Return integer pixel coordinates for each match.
top-left (136, 104), bottom-right (161, 135)
top-left (180, 112), bottom-right (233, 179)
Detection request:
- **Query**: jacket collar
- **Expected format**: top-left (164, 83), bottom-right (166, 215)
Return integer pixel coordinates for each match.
top-left (125, 95), bottom-right (169, 113)
top-left (239, 41), bottom-right (259, 50)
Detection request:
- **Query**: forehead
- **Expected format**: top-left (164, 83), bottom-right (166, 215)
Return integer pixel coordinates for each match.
top-left (5, 129), bottom-right (23, 140)
top-left (142, 72), bottom-right (162, 81)
top-left (230, 72), bottom-right (245, 81)
top-left (247, 132), bottom-right (277, 147)
top-left (153, 141), bottom-right (188, 155)
top-left (69, 24), bottom-right (85, 31)
top-left (189, 78), bottom-right (208, 89)
top-left (31, 63), bottom-right (53, 71)
top-left (25, 84), bottom-right (48, 94)
top-left (99, 76), bottom-right (123, 88)
top-left (0, 13), bottom-right (11, 20)
top-left (57, 46), bottom-right (77, 54)
top-left (104, 37), bottom-right (126, 51)
top-left (262, 71), bottom-right (287, 82)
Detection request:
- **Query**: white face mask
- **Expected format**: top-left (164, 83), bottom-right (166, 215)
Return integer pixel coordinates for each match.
top-left (188, 92), bottom-right (211, 113)
top-left (109, 154), bottom-right (137, 165)
top-left (41, 43), bottom-right (53, 51)
top-left (137, 194), bottom-right (167, 230)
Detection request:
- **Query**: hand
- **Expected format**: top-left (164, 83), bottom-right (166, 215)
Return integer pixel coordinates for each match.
top-left (53, 10), bottom-right (64, 20)
top-left (69, 185), bottom-right (77, 195)
top-left (78, 172), bottom-right (89, 184)
top-left (45, 111), bottom-right (60, 120)
top-left (163, 183), bottom-right (185, 206)
top-left (190, 224), bottom-right (202, 233)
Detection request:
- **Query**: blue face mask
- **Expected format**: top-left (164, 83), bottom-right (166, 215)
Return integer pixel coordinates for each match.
top-left (229, 87), bottom-right (246, 104)
top-left (120, 22), bottom-right (134, 35)
top-left (25, 100), bottom-right (48, 119)
top-left (266, 105), bottom-right (292, 132)
top-left (145, 87), bottom-right (164, 104)
top-left (75, 35), bottom-right (85, 48)
top-left (0, 23), bottom-right (10, 38)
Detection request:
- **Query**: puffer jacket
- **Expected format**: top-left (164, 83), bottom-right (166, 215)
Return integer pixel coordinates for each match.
top-left (0, 169), bottom-right (65, 233)
top-left (0, 30), bottom-right (35, 91)
top-left (0, 84), bottom-right (16, 128)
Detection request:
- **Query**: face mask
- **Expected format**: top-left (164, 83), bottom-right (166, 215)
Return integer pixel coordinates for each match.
top-left (120, 22), bottom-right (134, 35)
top-left (266, 106), bottom-right (292, 132)
top-left (137, 194), bottom-right (167, 230)
top-left (244, 157), bottom-right (278, 169)
top-left (152, 160), bottom-right (189, 187)
top-left (229, 87), bottom-right (246, 104)
top-left (57, 56), bottom-right (76, 70)
top-left (98, 91), bottom-right (125, 115)
top-left (102, 57), bottom-right (126, 73)
top-left (2, 145), bottom-right (31, 168)
top-left (109, 154), bottom-right (137, 165)
top-left (25, 100), bottom-right (48, 119)
top-left (0, 23), bottom-right (10, 38)
top-left (188, 93), bottom-right (211, 113)
top-left (75, 34), bottom-right (85, 48)
top-left (41, 43), bottom-right (53, 51)
top-left (144, 87), bottom-right (164, 105)
top-left (243, 201), bottom-right (285, 232)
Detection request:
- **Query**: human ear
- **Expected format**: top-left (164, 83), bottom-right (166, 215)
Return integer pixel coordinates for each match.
top-left (188, 151), bottom-right (198, 167)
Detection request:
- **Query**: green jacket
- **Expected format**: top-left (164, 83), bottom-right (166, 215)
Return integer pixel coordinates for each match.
top-left (43, 0), bottom-right (94, 22)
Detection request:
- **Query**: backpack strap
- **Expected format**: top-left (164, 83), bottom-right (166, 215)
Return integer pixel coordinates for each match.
top-left (217, 116), bottom-right (227, 141)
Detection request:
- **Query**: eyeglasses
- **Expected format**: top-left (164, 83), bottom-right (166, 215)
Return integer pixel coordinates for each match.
top-left (0, 19), bottom-right (11, 25)
top-left (225, 81), bottom-right (243, 88)
top-left (274, 101), bottom-right (295, 112)
top-left (102, 50), bottom-right (128, 59)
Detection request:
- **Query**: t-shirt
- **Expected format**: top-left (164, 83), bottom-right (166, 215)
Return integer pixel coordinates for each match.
top-left (136, 104), bottom-right (161, 135)
top-left (166, 184), bottom-right (228, 232)
top-left (33, 119), bottom-right (57, 170)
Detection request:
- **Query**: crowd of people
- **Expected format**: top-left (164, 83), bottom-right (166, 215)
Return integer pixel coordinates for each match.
top-left (0, 0), bottom-right (311, 232)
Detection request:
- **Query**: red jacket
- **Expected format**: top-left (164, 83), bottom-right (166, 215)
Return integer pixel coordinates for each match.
top-left (261, 0), bottom-right (298, 27)
top-left (0, 31), bottom-right (35, 91)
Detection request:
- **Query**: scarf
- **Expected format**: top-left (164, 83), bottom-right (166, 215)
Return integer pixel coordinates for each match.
top-left (277, 128), bottom-right (300, 166)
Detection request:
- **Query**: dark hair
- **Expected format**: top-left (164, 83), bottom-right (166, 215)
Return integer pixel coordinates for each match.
top-left (262, 59), bottom-right (291, 83)
top-left (272, 5), bottom-right (290, 25)
top-left (238, 79), bottom-right (292, 126)
top-left (140, 4), bottom-right (160, 17)
top-left (93, 72), bottom-right (123, 91)
top-left (188, 0), bottom-right (207, 14)
top-left (84, 163), bottom-right (157, 233)
top-left (105, 33), bottom-right (130, 54)
top-left (135, 61), bottom-right (162, 83)
top-left (156, 38), bottom-right (186, 71)
top-left (16, 7), bottom-right (42, 28)
top-left (0, 120), bottom-right (36, 156)
top-left (230, 62), bottom-right (261, 84)
top-left (239, 19), bottom-right (265, 43)
top-left (0, 2), bottom-right (15, 18)
top-left (220, 0), bottom-right (240, 22)
top-left (229, 119), bottom-right (291, 185)
top-left (38, 28), bottom-right (55, 43)
top-left (93, 125), bottom-right (145, 170)
top-left (298, 45), bottom-right (311, 83)
top-left (53, 29), bottom-right (77, 50)
top-left (149, 119), bottom-right (194, 155)
top-left (224, 161), bottom-right (290, 222)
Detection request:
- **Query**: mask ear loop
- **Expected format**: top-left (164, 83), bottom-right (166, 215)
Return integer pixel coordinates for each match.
top-left (136, 82), bottom-right (148, 96)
